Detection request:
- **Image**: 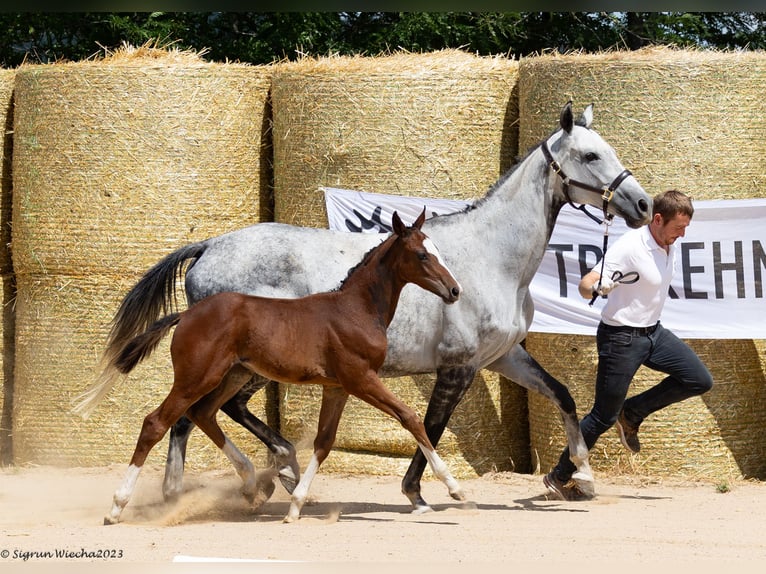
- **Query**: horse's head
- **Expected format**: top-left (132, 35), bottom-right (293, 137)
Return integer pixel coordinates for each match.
top-left (544, 101), bottom-right (651, 229)
top-left (391, 210), bottom-right (461, 304)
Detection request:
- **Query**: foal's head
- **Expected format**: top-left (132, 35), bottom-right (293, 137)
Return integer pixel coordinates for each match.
top-left (390, 210), bottom-right (461, 304)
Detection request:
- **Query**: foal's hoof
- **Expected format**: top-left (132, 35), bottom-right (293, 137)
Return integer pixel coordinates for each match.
top-left (103, 515), bottom-right (119, 526)
top-left (450, 488), bottom-right (467, 502)
top-left (243, 472), bottom-right (277, 507)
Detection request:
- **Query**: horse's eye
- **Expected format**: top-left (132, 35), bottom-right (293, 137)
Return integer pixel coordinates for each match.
top-left (417, 252), bottom-right (428, 261)
top-left (584, 152), bottom-right (599, 162)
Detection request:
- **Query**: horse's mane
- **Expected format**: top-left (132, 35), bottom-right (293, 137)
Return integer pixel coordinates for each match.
top-left (454, 127), bottom-right (566, 215)
top-left (335, 233), bottom-right (397, 290)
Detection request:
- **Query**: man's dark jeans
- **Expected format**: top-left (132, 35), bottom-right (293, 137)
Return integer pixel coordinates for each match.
top-left (554, 321), bottom-right (714, 480)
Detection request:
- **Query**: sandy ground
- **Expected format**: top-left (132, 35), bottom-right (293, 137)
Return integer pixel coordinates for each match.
top-left (1, 464), bottom-right (765, 572)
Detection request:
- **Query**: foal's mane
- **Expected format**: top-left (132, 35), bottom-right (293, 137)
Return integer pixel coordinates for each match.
top-left (335, 232), bottom-right (398, 290)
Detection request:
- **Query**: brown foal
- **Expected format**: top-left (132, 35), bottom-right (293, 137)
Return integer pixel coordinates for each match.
top-left (100, 210), bottom-right (464, 524)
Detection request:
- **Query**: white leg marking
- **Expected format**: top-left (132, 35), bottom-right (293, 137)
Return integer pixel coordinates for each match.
top-left (222, 437), bottom-right (257, 498)
top-left (285, 453), bottom-right (320, 523)
top-left (417, 443), bottom-right (465, 501)
top-left (105, 464), bottom-right (142, 525)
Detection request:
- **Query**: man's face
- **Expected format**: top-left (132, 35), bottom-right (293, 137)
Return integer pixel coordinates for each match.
top-left (652, 212), bottom-right (691, 247)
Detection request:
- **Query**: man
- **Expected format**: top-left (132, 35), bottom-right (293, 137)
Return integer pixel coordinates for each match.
top-left (544, 189), bottom-right (714, 501)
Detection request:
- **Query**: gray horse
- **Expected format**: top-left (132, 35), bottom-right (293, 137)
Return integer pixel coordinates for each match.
top-left (76, 102), bottom-right (651, 512)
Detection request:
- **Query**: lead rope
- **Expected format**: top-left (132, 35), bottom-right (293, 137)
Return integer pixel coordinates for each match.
top-left (589, 202), bottom-right (614, 307)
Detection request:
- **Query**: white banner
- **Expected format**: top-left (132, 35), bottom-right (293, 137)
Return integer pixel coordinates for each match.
top-left (323, 187), bottom-right (766, 339)
top-left (323, 187), bottom-right (471, 232)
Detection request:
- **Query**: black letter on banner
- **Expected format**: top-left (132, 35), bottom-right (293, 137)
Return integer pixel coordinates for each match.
top-left (548, 244), bottom-right (573, 297)
top-left (578, 244), bottom-right (603, 278)
top-left (713, 241), bottom-right (745, 299)
top-left (682, 242), bottom-right (707, 299)
top-left (345, 206), bottom-right (391, 233)
top-left (753, 240), bottom-right (765, 298)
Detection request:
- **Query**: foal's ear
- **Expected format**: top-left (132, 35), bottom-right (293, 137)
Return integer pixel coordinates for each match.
top-left (392, 211), bottom-right (405, 236)
top-left (413, 207), bottom-right (426, 230)
top-left (560, 100), bottom-right (574, 134)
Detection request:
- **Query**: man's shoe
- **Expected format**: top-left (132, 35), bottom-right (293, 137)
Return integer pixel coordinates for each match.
top-left (616, 409), bottom-right (641, 453)
top-left (543, 471), bottom-right (593, 502)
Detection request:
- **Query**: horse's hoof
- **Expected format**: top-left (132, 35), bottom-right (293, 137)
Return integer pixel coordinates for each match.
top-left (571, 471), bottom-right (596, 498)
top-left (450, 489), bottom-right (466, 502)
top-left (278, 466), bottom-right (299, 494)
top-left (103, 515), bottom-right (118, 526)
top-left (162, 491), bottom-right (181, 504)
top-left (410, 504), bottom-right (433, 515)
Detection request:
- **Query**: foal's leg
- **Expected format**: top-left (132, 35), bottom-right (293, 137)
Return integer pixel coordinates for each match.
top-left (489, 344), bottom-right (594, 494)
top-left (401, 365), bottom-right (477, 512)
top-left (285, 385), bottom-right (348, 523)
top-left (186, 369), bottom-right (270, 504)
top-left (350, 371), bottom-right (465, 512)
top-left (105, 397), bottom-right (190, 525)
top-left (220, 379), bottom-right (300, 494)
top-left (163, 376), bottom-right (299, 500)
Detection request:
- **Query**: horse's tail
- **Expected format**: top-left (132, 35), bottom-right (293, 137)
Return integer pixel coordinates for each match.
top-left (72, 313), bottom-right (182, 419)
top-left (104, 241), bottom-right (206, 372)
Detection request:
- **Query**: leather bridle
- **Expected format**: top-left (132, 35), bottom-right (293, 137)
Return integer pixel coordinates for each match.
top-left (540, 139), bottom-right (633, 225)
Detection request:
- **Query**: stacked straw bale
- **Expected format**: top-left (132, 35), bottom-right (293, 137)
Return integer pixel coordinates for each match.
top-left (271, 50), bottom-right (528, 478)
top-left (11, 45), bottom-right (274, 468)
top-left (0, 69), bottom-right (15, 465)
top-left (520, 48), bottom-right (766, 481)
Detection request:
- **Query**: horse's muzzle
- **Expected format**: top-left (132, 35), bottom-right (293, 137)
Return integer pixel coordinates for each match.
top-left (444, 286), bottom-right (461, 304)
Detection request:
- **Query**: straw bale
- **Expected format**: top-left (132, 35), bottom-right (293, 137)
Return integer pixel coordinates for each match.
top-left (526, 334), bottom-right (766, 481)
top-left (520, 48), bottom-right (766, 481)
top-left (12, 57), bottom-right (272, 276)
top-left (271, 50), bottom-right (528, 478)
top-left (518, 47), bottom-right (766, 199)
top-left (0, 69), bottom-right (16, 465)
top-left (271, 49), bottom-right (519, 227)
top-left (10, 49), bottom-right (274, 467)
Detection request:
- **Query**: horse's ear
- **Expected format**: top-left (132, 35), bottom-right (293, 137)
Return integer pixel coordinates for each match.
top-left (560, 100), bottom-right (574, 134)
top-left (576, 103), bottom-right (594, 129)
top-left (413, 207), bottom-right (426, 230)
top-left (391, 211), bottom-right (405, 236)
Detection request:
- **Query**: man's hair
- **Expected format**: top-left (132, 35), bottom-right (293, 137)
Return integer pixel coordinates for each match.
top-left (653, 189), bottom-right (694, 221)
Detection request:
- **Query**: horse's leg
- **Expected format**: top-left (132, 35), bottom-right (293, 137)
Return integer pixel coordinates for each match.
top-left (488, 343), bottom-right (594, 494)
top-left (401, 365), bottom-right (476, 513)
top-left (105, 396), bottom-right (191, 525)
top-left (163, 415), bottom-right (194, 501)
top-left (219, 377), bottom-right (300, 494)
top-left (284, 385), bottom-right (348, 523)
top-left (349, 372), bottom-right (465, 512)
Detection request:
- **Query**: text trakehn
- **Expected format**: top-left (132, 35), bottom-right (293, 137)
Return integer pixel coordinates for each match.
top-left (547, 240), bottom-right (766, 299)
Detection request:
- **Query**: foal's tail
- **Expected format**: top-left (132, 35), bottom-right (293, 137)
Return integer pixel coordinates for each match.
top-left (72, 313), bottom-right (182, 419)
top-left (71, 242), bottom-right (206, 419)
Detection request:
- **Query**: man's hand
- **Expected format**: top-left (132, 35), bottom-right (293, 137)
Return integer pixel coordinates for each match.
top-left (591, 276), bottom-right (615, 296)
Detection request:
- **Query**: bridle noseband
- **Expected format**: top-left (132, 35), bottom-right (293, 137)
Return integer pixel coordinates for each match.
top-left (540, 139), bottom-right (632, 225)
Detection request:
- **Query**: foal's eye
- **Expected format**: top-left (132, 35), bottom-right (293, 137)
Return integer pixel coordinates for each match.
top-left (584, 152), bottom-right (599, 162)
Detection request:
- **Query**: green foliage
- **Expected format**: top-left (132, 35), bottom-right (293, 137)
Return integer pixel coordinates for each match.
top-left (0, 12), bottom-right (763, 68)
